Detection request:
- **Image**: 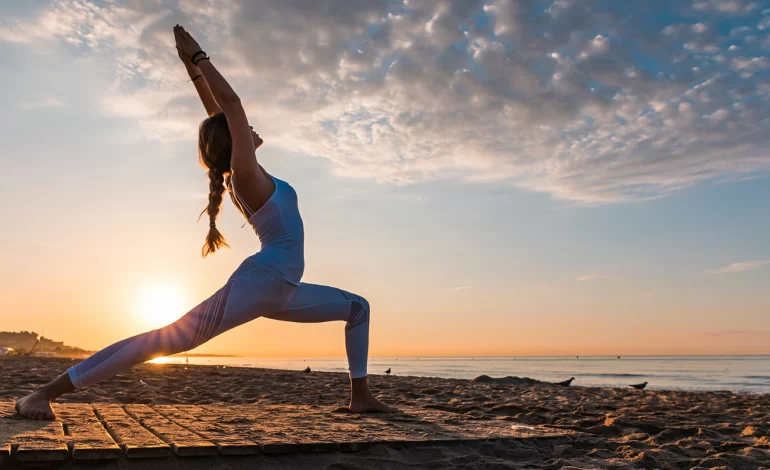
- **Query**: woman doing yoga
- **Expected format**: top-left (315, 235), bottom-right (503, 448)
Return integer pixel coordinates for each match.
top-left (15, 25), bottom-right (396, 420)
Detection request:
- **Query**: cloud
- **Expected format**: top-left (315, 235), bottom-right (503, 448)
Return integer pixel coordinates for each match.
top-left (709, 259), bottom-right (770, 274)
top-left (576, 274), bottom-right (607, 282)
top-left (447, 285), bottom-right (473, 292)
top-left (707, 329), bottom-right (770, 337)
top-left (3, 0), bottom-right (770, 202)
top-left (21, 96), bottom-right (65, 109)
top-left (692, 0), bottom-right (759, 14)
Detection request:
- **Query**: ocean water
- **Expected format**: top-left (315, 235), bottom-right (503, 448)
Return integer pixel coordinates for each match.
top-left (151, 355), bottom-right (770, 394)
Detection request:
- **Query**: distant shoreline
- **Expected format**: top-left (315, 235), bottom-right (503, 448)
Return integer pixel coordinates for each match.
top-left (168, 353), bottom-right (239, 358)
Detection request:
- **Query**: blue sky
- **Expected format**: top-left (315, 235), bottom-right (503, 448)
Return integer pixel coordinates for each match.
top-left (0, 0), bottom-right (769, 356)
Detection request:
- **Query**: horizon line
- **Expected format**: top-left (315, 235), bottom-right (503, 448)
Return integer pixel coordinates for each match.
top-left (176, 353), bottom-right (770, 358)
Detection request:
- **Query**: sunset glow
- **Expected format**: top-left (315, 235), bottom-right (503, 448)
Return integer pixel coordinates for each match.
top-left (148, 356), bottom-right (172, 364)
top-left (138, 284), bottom-right (187, 329)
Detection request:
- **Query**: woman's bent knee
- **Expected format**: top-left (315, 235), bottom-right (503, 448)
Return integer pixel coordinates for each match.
top-left (346, 293), bottom-right (370, 329)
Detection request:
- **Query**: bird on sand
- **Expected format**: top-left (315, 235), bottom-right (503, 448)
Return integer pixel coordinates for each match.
top-left (629, 381), bottom-right (647, 390)
top-left (385, 368), bottom-right (391, 375)
top-left (556, 377), bottom-right (575, 387)
top-left (303, 366), bottom-right (311, 374)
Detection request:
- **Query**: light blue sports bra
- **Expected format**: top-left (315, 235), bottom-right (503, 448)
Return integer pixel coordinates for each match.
top-left (228, 173), bottom-right (305, 286)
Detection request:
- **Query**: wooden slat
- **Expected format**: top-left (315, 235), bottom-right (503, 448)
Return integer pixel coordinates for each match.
top-left (323, 411), bottom-right (380, 450)
top-left (152, 405), bottom-right (258, 455)
top-left (199, 404), bottom-right (299, 455)
top-left (93, 404), bottom-right (171, 459)
top-left (53, 403), bottom-right (121, 460)
top-left (199, 403), bottom-right (337, 453)
top-left (0, 402), bottom-right (68, 462)
top-left (124, 405), bottom-right (217, 457)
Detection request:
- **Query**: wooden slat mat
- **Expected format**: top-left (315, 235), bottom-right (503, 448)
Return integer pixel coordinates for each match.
top-left (0, 402), bottom-right (68, 462)
top-left (0, 401), bottom-right (575, 463)
top-left (53, 403), bottom-right (122, 460)
top-left (93, 404), bottom-right (172, 458)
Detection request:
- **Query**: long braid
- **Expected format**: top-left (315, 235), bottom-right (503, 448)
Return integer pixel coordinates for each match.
top-left (197, 112), bottom-right (233, 258)
top-left (198, 168), bottom-right (230, 258)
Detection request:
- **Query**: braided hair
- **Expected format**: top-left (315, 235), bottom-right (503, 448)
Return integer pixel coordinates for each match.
top-left (197, 113), bottom-right (232, 258)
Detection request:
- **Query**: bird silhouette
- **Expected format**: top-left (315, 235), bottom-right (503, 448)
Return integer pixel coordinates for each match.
top-left (385, 368), bottom-right (391, 375)
top-left (556, 377), bottom-right (575, 387)
top-left (629, 381), bottom-right (647, 390)
top-left (303, 366), bottom-right (311, 374)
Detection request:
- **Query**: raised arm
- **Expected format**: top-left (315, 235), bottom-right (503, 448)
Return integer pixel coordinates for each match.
top-left (178, 48), bottom-right (222, 117)
top-left (174, 25), bottom-right (274, 204)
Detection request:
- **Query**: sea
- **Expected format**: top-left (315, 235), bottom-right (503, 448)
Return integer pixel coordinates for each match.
top-left (151, 355), bottom-right (770, 394)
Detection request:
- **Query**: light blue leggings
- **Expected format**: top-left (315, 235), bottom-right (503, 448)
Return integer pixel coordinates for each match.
top-left (67, 262), bottom-right (370, 389)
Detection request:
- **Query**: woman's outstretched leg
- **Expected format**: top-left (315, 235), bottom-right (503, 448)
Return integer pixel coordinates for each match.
top-left (264, 282), bottom-right (397, 413)
top-left (16, 270), bottom-right (293, 420)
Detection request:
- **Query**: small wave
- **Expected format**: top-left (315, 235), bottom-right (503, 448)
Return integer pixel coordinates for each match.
top-left (744, 376), bottom-right (770, 380)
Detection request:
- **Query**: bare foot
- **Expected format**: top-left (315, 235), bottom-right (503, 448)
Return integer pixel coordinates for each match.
top-left (15, 391), bottom-right (56, 420)
top-left (348, 394), bottom-right (399, 414)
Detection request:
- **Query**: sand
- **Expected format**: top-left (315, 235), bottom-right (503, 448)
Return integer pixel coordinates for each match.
top-left (2, 356), bottom-right (769, 469)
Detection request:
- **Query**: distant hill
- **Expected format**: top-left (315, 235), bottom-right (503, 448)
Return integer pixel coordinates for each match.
top-left (0, 331), bottom-right (91, 357)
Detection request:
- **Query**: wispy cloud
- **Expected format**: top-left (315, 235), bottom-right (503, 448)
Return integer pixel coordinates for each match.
top-left (3, 0), bottom-right (770, 203)
top-left (21, 97), bottom-right (65, 110)
top-left (447, 285), bottom-right (473, 292)
top-left (708, 259), bottom-right (770, 274)
top-left (707, 329), bottom-right (770, 337)
top-left (576, 274), bottom-right (608, 282)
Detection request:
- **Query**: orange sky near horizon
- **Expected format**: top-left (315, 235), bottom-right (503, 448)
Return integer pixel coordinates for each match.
top-left (3, 225), bottom-right (768, 358)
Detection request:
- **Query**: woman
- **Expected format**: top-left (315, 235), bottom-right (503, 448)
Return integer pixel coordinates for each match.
top-left (15, 25), bottom-right (395, 420)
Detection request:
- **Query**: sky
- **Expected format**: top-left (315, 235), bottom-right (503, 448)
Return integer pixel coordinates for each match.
top-left (0, 0), bottom-right (769, 358)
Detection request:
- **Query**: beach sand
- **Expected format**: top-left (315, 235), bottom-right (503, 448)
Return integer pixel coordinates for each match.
top-left (1, 356), bottom-right (769, 469)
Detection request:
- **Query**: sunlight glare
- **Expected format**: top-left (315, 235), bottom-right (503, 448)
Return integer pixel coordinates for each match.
top-left (139, 283), bottom-right (186, 329)
top-left (149, 356), bottom-right (171, 364)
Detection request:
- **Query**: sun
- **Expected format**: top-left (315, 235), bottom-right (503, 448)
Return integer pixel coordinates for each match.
top-left (139, 283), bottom-right (187, 329)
